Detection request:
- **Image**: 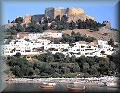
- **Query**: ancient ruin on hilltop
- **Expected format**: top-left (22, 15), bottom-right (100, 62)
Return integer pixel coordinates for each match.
top-left (23, 7), bottom-right (94, 24)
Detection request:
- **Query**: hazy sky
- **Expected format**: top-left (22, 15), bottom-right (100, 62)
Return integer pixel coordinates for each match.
top-left (1, 0), bottom-right (119, 29)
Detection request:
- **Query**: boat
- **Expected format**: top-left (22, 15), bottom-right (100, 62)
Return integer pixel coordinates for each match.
top-left (40, 85), bottom-right (54, 89)
top-left (67, 84), bottom-right (85, 91)
top-left (40, 82), bottom-right (56, 89)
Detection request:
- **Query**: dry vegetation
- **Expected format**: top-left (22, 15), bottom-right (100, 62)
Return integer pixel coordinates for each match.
top-left (45, 29), bottom-right (120, 42)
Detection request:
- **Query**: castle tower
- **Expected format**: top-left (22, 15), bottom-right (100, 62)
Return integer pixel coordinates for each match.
top-left (24, 14), bottom-right (31, 23)
top-left (45, 7), bottom-right (94, 22)
top-left (45, 7), bottom-right (54, 19)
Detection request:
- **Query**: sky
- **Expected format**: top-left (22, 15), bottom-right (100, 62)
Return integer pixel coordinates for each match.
top-left (1, 0), bottom-right (119, 29)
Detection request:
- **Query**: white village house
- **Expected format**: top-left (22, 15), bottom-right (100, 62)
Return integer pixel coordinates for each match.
top-left (1, 32), bottom-right (116, 58)
top-left (46, 40), bottom-right (114, 58)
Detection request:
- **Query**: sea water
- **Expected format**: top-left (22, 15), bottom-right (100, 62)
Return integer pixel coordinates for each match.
top-left (2, 83), bottom-right (119, 93)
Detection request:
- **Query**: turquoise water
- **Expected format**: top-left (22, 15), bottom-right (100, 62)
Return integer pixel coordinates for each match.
top-left (2, 83), bottom-right (119, 93)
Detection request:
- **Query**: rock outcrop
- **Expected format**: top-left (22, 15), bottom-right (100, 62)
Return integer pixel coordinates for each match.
top-left (102, 20), bottom-right (111, 29)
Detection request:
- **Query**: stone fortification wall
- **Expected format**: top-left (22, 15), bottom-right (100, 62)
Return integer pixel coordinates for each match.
top-left (66, 8), bottom-right (84, 15)
top-left (54, 8), bottom-right (66, 18)
top-left (45, 7), bottom-right (54, 19)
top-left (45, 7), bottom-right (94, 22)
top-left (23, 7), bottom-right (94, 23)
top-left (24, 14), bottom-right (32, 23)
top-left (32, 14), bottom-right (45, 22)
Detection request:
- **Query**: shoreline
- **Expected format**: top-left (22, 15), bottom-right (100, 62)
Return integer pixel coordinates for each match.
top-left (6, 76), bottom-right (119, 87)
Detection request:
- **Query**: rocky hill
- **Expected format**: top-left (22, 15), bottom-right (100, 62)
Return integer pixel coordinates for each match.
top-left (3, 7), bottom-right (119, 42)
top-left (45, 28), bottom-right (119, 42)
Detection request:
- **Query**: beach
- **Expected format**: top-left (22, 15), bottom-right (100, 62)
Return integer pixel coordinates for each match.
top-left (6, 76), bottom-right (119, 87)
top-left (3, 76), bottom-right (119, 93)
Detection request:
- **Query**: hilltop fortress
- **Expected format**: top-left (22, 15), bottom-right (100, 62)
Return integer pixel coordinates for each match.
top-left (23, 7), bottom-right (94, 24)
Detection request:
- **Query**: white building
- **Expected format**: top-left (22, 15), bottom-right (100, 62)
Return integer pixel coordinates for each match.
top-left (45, 40), bottom-right (115, 58)
top-left (44, 43), bottom-right (69, 51)
top-left (1, 31), bottom-right (116, 58)
top-left (24, 32), bottom-right (62, 40)
top-left (1, 38), bottom-right (50, 56)
top-left (42, 32), bottom-right (62, 38)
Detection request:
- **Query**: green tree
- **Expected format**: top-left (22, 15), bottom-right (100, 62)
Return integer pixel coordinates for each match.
top-left (37, 54), bottom-right (46, 62)
top-left (108, 61), bottom-right (116, 74)
top-left (35, 68), bottom-right (40, 75)
top-left (61, 67), bottom-right (70, 74)
top-left (84, 72), bottom-right (90, 78)
top-left (16, 23), bottom-right (24, 32)
top-left (55, 15), bottom-right (60, 22)
top-left (26, 20), bottom-right (43, 33)
top-left (77, 19), bottom-right (83, 29)
top-left (14, 52), bottom-right (21, 58)
top-left (46, 52), bottom-right (54, 62)
top-left (71, 63), bottom-right (80, 72)
top-left (10, 30), bottom-right (17, 35)
top-left (108, 38), bottom-right (114, 47)
top-left (43, 17), bottom-right (49, 23)
top-left (65, 54), bottom-right (70, 63)
top-left (50, 22), bottom-right (57, 30)
top-left (99, 61), bottom-right (109, 75)
top-left (54, 52), bottom-right (65, 62)
top-left (61, 15), bottom-right (68, 22)
top-left (52, 72), bottom-right (61, 78)
top-left (56, 24), bottom-right (63, 30)
top-left (70, 55), bottom-right (76, 63)
top-left (48, 17), bottom-right (53, 23)
top-left (82, 62), bottom-right (90, 73)
top-left (12, 65), bottom-right (22, 77)
top-left (7, 56), bottom-right (17, 67)
top-left (69, 21), bottom-right (76, 30)
top-left (15, 17), bottom-right (23, 24)
top-left (62, 22), bottom-right (69, 30)
top-left (43, 23), bottom-right (49, 30)
top-left (90, 64), bottom-right (100, 76)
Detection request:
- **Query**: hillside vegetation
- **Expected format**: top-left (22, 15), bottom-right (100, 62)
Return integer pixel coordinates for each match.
top-left (6, 52), bottom-right (119, 78)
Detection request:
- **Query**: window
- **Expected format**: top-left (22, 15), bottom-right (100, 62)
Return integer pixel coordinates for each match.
top-left (81, 46), bottom-right (84, 48)
top-left (77, 49), bottom-right (80, 51)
